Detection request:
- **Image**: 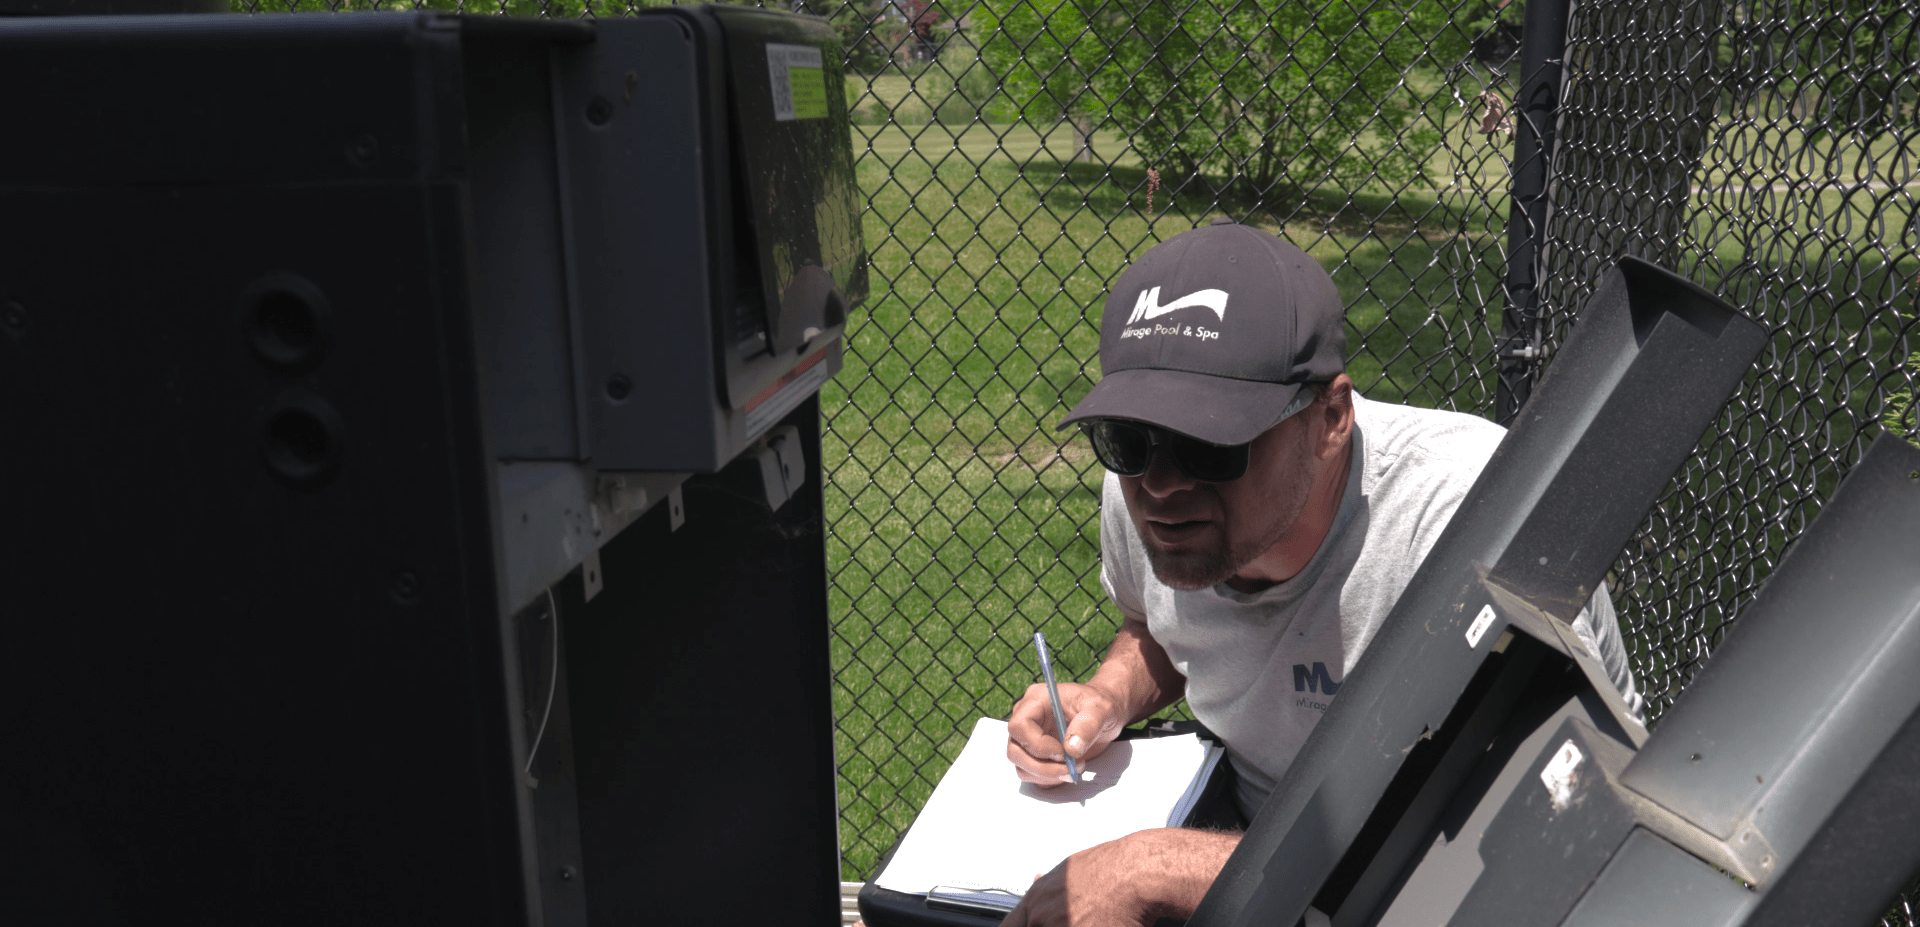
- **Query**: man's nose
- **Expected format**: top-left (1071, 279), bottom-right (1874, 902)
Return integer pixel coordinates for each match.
top-left (1139, 446), bottom-right (1197, 497)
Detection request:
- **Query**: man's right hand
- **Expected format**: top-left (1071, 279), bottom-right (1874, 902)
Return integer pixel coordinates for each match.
top-left (1006, 682), bottom-right (1127, 786)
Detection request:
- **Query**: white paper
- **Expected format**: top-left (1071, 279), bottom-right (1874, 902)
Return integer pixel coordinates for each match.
top-left (873, 717), bottom-right (1223, 898)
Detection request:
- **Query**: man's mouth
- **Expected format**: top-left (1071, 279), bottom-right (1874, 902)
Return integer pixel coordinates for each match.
top-left (1144, 519), bottom-right (1211, 544)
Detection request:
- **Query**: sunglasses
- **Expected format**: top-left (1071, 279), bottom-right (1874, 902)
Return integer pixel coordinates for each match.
top-left (1078, 420), bottom-right (1252, 482)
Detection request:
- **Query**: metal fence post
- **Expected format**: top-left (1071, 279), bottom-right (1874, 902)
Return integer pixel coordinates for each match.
top-left (1497, 0), bottom-right (1571, 426)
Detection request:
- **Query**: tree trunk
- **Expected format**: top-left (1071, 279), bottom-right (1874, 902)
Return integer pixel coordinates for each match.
top-left (1070, 114), bottom-right (1095, 163)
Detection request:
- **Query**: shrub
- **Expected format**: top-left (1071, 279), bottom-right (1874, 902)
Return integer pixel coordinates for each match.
top-left (974, 0), bottom-right (1470, 193)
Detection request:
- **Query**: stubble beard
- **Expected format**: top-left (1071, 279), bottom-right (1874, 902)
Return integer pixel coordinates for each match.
top-left (1141, 540), bottom-right (1237, 591)
top-left (1138, 447), bottom-right (1315, 592)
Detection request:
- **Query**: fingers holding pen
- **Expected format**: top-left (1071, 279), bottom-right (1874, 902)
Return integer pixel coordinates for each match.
top-left (1064, 703), bottom-right (1124, 761)
top-left (1007, 682), bottom-right (1122, 785)
top-left (1007, 683), bottom-right (1072, 784)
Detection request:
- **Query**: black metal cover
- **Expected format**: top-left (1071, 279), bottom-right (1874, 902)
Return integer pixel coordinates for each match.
top-left (2, 8), bottom-right (865, 474)
top-left (1186, 258), bottom-right (1768, 927)
top-left (0, 10), bottom-right (849, 925)
top-left (1556, 829), bottom-right (1753, 927)
top-left (543, 6), bottom-right (867, 471)
top-left (1363, 436), bottom-right (1920, 926)
top-left (1740, 693), bottom-right (1920, 927)
top-left (1618, 434), bottom-right (1920, 878)
top-left (0, 15), bottom-right (527, 922)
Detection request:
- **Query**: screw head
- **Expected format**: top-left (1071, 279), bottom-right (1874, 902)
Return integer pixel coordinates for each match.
top-left (558, 865), bottom-right (577, 882)
top-left (389, 569), bottom-right (422, 604)
top-left (345, 134), bottom-right (380, 167)
top-left (1, 301), bottom-right (27, 340)
top-left (586, 96), bottom-right (614, 127)
top-left (605, 374), bottom-right (632, 402)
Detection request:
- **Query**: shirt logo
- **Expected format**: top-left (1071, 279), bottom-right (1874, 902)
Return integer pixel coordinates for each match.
top-left (1125, 286), bottom-right (1229, 325)
top-left (1293, 662), bottom-right (1342, 696)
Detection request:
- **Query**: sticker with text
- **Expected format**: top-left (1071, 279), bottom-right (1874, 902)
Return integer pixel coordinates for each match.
top-left (767, 44), bottom-right (828, 121)
top-left (1465, 603), bottom-right (1497, 648)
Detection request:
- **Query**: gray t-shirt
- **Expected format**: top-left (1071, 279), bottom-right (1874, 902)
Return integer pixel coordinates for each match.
top-left (1100, 394), bottom-right (1642, 815)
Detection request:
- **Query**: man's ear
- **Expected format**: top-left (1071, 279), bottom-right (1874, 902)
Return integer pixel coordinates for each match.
top-left (1316, 374), bottom-right (1356, 461)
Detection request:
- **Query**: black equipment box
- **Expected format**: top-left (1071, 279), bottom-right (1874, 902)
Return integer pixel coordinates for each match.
top-left (1, 7), bottom-right (861, 926)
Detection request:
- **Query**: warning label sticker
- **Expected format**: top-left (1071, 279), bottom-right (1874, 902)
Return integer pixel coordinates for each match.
top-left (767, 43), bottom-right (828, 121)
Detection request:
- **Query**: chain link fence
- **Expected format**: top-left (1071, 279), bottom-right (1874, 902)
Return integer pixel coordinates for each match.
top-left (818, 0), bottom-right (1532, 881)
top-left (1544, 0), bottom-right (1919, 726)
top-left (815, 2), bottom-right (1918, 907)
top-left (243, 0), bottom-right (1919, 912)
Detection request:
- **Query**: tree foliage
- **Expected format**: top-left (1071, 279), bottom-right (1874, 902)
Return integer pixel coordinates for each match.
top-left (1785, 0), bottom-right (1915, 136)
top-left (974, 0), bottom-right (1471, 194)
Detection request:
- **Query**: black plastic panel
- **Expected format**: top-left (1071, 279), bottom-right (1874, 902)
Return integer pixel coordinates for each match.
top-left (567, 400), bottom-right (842, 927)
top-left (0, 177), bottom-right (530, 923)
top-left (710, 5), bottom-right (866, 364)
top-left (0, 13), bottom-right (463, 186)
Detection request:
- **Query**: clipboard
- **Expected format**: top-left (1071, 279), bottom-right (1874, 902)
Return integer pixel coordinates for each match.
top-left (856, 720), bottom-right (1242, 926)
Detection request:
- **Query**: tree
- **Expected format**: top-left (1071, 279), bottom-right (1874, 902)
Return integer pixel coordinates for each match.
top-left (1770, 0), bottom-right (1916, 137)
top-left (973, 0), bottom-right (1468, 193)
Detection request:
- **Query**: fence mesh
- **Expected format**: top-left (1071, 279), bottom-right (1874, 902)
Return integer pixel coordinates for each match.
top-left (1545, 0), bottom-right (1919, 727)
top-left (241, 0), bottom-right (1920, 914)
top-left (817, 0), bottom-right (1530, 881)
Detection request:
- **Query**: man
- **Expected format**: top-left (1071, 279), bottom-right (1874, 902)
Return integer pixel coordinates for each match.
top-left (1000, 222), bottom-right (1639, 926)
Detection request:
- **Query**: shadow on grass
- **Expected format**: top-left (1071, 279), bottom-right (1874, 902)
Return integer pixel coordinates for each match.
top-left (1024, 159), bottom-right (1493, 238)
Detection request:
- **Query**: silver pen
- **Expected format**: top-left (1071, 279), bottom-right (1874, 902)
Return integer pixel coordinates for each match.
top-left (1032, 631), bottom-right (1081, 784)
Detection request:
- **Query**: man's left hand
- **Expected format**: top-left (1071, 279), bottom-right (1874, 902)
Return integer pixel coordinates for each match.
top-left (1000, 827), bottom-right (1239, 927)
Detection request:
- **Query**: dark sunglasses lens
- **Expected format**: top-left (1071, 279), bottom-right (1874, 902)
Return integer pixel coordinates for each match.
top-left (1086, 421), bottom-right (1152, 475)
top-left (1172, 437), bottom-right (1250, 482)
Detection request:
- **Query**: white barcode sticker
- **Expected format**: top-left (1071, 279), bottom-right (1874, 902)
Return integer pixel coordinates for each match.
top-left (1465, 603), bottom-right (1497, 648)
top-left (767, 44), bottom-right (827, 121)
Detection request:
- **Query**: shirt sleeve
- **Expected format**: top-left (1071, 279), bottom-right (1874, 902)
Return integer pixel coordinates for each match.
top-left (1571, 588), bottom-right (1646, 723)
top-left (1097, 472), bottom-right (1148, 619)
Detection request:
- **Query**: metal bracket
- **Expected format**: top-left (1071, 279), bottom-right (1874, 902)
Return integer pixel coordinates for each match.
top-left (581, 550), bottom-right (603, 602)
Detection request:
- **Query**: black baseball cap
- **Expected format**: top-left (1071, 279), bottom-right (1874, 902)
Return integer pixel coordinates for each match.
top-left (1058, 223), bottom-right (1347, 446)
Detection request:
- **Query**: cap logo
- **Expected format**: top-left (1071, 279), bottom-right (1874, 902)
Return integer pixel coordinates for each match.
top-left (1124, 286), bottom-right (1229, 325)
